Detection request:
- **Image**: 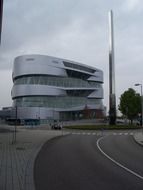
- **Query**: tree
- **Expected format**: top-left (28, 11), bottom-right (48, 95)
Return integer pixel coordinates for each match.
top-left (118, 88), bottom-right (141, 123)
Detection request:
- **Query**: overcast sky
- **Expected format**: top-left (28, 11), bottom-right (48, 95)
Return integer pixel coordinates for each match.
top-left (0, 0), bottom-right (143, 113)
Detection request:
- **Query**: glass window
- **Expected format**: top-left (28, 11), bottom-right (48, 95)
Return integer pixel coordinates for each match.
top-left (13, 96), bottom-right (102, 109)
top-left (63, 61), bottom-right (95, 73)
top-left (14, 76), bottom-right (100, 88)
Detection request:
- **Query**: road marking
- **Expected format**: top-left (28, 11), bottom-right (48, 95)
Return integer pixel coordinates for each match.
top-left (70, 132), bottom-right (134, 136)
top-left (97, 136), bottom-right (143, 180)
top-left (71, 132), bottom-right (77, 135)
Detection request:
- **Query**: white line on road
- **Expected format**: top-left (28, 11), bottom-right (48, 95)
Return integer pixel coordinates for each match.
top-left (97, 136), bottom-right (143, 180)
top-left (70, 132), bottom-right (134, 136)
top-left (71, 132), bottom-right (77, 135)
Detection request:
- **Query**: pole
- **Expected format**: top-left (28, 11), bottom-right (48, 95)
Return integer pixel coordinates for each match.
top-left (15, 106), bottom-right (17, 142)
top-left (0, 0), bottom-right (3, 43)
top-left (109, 10), bottom-right (116, 125)
top-left (135, 83), bottom-right (143, 127)
top-left (140, 85), bottom-right (143, 127)
top-left (12, 106), bottom-right (17, 144)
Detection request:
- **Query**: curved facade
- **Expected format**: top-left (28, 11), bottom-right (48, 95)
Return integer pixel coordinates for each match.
top-left (11, 54), bottom-right (104, 121)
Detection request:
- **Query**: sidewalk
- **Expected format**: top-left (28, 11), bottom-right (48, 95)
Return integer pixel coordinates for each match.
top-left (133, 129), bottom-right (143, 146)
top-left (0, 125), bottom-right (63, 190)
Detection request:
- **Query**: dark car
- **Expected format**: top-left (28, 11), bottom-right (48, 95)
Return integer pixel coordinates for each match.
top-left (51, 122), bottom-right (62, 130)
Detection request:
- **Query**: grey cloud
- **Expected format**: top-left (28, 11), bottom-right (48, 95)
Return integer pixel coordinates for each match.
top-left (1, 0), bottom-right (143, 109)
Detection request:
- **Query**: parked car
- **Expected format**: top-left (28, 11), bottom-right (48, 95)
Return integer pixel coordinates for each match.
top-left (51, 122), bottom-right (62, 130)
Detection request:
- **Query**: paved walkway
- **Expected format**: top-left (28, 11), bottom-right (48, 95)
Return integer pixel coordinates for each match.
top-left (133, 129), bottom-right (143, 146)
top-left (0, 125), bottom-right (63, 190)
top-left (0, 125), bottom-right (143, 190)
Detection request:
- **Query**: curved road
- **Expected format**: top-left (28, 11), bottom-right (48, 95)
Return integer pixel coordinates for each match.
top-left (34, 132), bottom-right (143, 190)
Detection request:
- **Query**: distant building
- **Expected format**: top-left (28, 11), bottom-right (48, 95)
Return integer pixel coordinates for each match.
top-left (11, 54), bottom-right (104, 123)
top-left (0, 107), bottom-right (12, 120)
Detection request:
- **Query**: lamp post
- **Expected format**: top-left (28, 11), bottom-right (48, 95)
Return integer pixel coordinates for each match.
top-left (12, 105), bottom-right (17, 144)
top-left (135, 83), bottom-right (143, 126)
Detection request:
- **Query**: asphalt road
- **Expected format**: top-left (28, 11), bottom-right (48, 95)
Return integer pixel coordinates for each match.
top-left (34, 132), bottom-right (143, 190)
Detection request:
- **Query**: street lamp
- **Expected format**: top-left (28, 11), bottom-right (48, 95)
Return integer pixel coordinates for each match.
top-left (12, 105), bottom-right (17, 144)
top-left (135, 83), bottom-right (143, 126)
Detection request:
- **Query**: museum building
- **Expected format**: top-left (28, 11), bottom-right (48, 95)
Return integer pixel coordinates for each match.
top-left (11, 54), bottom-right (104, 123)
